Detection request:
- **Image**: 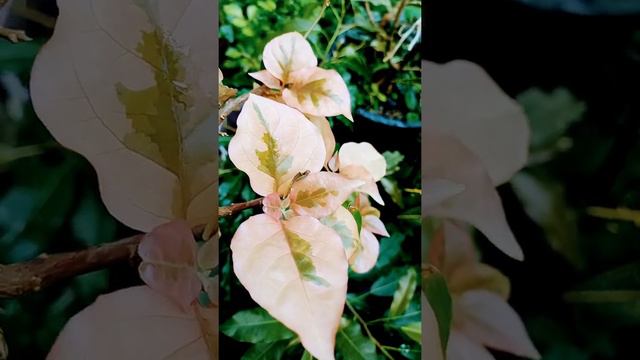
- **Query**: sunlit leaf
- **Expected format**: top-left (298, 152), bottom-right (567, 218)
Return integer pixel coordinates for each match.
top-left (291, 172), bottom-right (362, 218)
top-left (320, 206), bottom-right (361, 263)
top-left (309, 116), bottom-right (336, 165)
top-left (262, 32), bottom-right (317, 83)
top-left (228, 95), bottom-right (325, 196)
top-left (283, 68), bottom-right (353, 121)
top-left (231, 214), bottom-right (348, 359)
top-left (401, 322), bottom-right (421, 343)
top-left (30, 0), bottom-right (218, 231)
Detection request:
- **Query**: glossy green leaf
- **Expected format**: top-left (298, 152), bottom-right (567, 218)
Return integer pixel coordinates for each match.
top-left (400, 322), bottom-right (421, 343)
top-left (221, 308), bottom-right (295, 343)
top-left (335, 318), bottom-right (376, 360)
top-left (241, 340), bottom-right (289, 360)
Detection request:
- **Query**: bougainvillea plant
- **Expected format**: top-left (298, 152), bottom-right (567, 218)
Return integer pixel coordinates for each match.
top-left (223, 32), bottom-right (389, 360)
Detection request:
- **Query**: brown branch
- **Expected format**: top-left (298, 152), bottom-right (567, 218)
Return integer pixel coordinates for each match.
top-left (218, 85), bottom-right (272, 125)
top-left (0, 199), bottom-right (263, 298)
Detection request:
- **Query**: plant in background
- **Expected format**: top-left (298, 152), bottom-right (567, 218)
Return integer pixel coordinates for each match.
top-left (222, 31), bottom-right (393, 359)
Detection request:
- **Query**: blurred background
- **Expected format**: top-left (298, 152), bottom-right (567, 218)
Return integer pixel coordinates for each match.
top-left (0, 1), bottom-right (146, 358)
top-left (424, 0), bottom-right (640, 359)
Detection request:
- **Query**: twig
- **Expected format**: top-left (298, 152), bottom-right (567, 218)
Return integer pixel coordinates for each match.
top-left (345, 300), bottom-right (395, 359)
top-left (0, 199), bottom-right (263, 298)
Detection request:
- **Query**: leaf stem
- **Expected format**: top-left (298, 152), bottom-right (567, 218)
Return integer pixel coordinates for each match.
top-left (304, 0), bottom-right (329, 38)
top-left (345, 299), bottom-right (395, 359)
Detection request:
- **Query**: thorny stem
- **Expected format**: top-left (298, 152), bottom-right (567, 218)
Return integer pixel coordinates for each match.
top-left (0, 198), bottom-right (263, 298)
top-left (345, 299), bottom-right (395, 359)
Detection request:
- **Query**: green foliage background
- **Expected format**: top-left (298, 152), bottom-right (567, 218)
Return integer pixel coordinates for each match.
top-left (219, 0), bottom-right (422, 358)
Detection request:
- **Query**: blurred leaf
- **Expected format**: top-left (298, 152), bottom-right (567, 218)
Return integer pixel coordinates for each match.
top-left (335, 318), bottom-right (376, 359)
top-left (400, 322), bottom-right (421, 343)
top-left (383, 151), bottom-right (404, 176)
top-left (517, 87), bottom-right (585, 163)
top-left (221, 308), bottom-right (295, 343)
top-left (512, 172), bottom-right (584, 268)
top-left (301, 350), bottom-right (313, 360)
top-left (423, 266), bottom-right (452, 357)
top-left (390, 267), bottom-right (417, 317)
top-left (381, 178), bottom-right (404, 207)
top-left (375, 231), bottom-right (404, 269)
top-left (71, 193), bottom-right (117, 246)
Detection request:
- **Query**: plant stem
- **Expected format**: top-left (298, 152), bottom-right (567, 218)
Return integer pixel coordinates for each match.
top-left (345, 299), bottom-right (395, 359)
top-left (305, 0), bottom-right (329, 38)
top-left (323, 0), bottom-right (347, 63)
top-left (0, 198), bottom-right (263, 298)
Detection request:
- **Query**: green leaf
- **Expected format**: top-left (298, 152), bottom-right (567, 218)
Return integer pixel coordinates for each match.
top-left (380, 178), bottom-right (404, 207)
top-left (350, 208), bottom-right (363, 234)
top-left (221, 308), bottom-right (295, 343)
top-left (383, 151), bottom-right (404, 176)
top-left (335, 318), bottom-right (377, 359)
top-left (390, 268), bottom-right (418, 317)
top-left (400, 322), bottom-right (421, 343)
top-left (423, 266), bottom-right (452, 357)
top-left (301, 350), bottom-right (314, 360)
top-left (370, 267), bottom-right (406, 296)
top-left (241, 340), bottom-right (289, 360)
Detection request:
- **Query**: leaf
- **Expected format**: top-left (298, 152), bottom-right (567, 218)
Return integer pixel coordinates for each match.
top-left (370, 267), bottom-right (406, 296)
top-left (423, 266), bottom-right (452, 358)
top-left (335, 318), bottom-right (377, 360)
top-left (423, 60), bottom-right (529, 186)
top-left (401, 322), bottom-right (421, 343)
top-left (390, 267), bottom-right (418, 317)
top-left (517, 87), bottom-right (585, 152)
top-left (231, 214), bottom-right (348, 360)
top-left (422, 129), bottom-right (524, 260)
top-left (383, 151), bottom-right (404, 176)
top-left (283, 68), bottom-right (353, 120)
top-left (301, 350), bottom-right (314, 360)
top-left (47, 286), bottom-right (214, 359)
top-left (30, 0), bottom-right (218, 232)
top-left (138, 220), bottom-right (201, 311)
top-left (320, 206), bottom-right (361, 262)
top-left (228, 95), bottom-right (325, 196)
top-left (309, 116), bottom-right (336, 165)
top-left (350, 230), bottom-right (380, 274)
top-left (291, 172), bottom-right (362, 218)
top-left (0, 327), bottom-right (6, 360)
top-left (241, 341), bottom-right (289, 360)
top-left (337, 143), bottom-right (386, 182)
top-left (455, 290), bottom-right (540, 359)
top-left (221, 308), bottom-right (295, 343)
top-left (262, 32), bottom-right (317, 84)
top-left (380, 178), bottom-right (404, 207)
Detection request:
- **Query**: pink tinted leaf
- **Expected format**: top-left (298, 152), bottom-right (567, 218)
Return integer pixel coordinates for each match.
top-left (283, 68), bottom-right (353, 120)
top-left (248, 69), bottom-right (282, 89)
top-left (47, 286), bottom-right (211, 360)
top-left (339, 165), bottom-right (385, 205)
top-left (262, 32), bottom-right (317, 83)
top-left (138, 220), bottom-right (201, 311)
top-left (363, 214), bottom-right (389, 237)
top-left (231, 214), bottom-right (348, 360)
top-left (290, 172), bottom-right (363, 218)
top-left (447, 331), bottom-right (496, 360)
top-left (423, 130), bottom-right (524, 260)
top-left (320, 206), bottom-right (361, 261)
top-left (197, 238), bottom-right (217, 272)
top-left (228, 95), bottom-right (325, 196)
top-left (423, 60), bottom-right (530, 186)
top-left (350, 230), bottom-right (380, 273)
top-left (308, 116), bottom-right (336, 165)
top-left (456, 290), bottom-right (541, 359)
top-left (338, 142), bottom-right (386, 181)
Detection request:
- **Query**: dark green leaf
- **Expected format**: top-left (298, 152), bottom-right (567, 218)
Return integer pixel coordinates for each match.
top-left (335, 318), bottom-right (376, 360)
top-left (221, 308), bottom-right (295, 343)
